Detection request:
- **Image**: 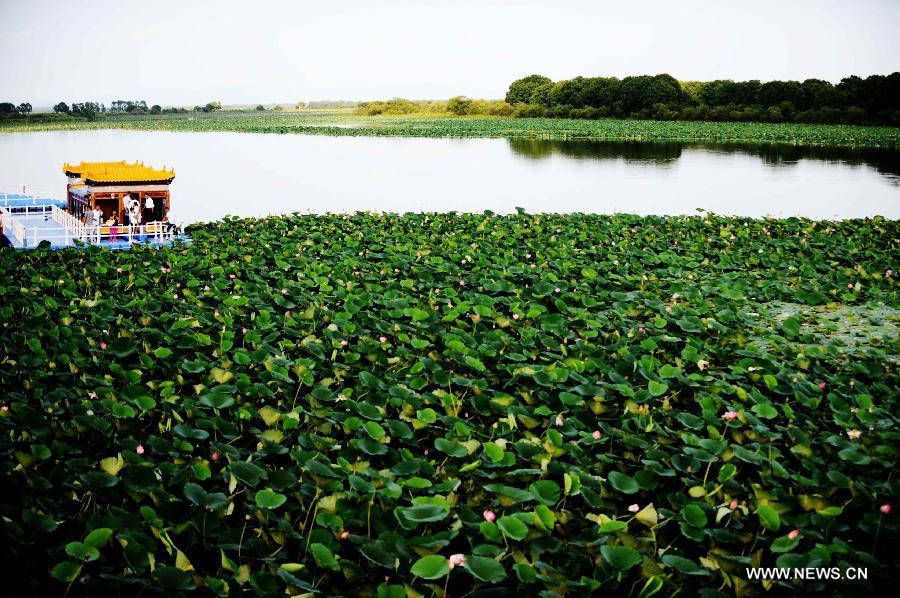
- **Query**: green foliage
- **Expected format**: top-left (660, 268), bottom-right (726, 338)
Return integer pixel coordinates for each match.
top-left (1, 109), bottom-right (896, 148)
top-left (504, 71), bottom-right (900, 125)
top-left (506, 74), bottom-right (553, 104)
top-left (0, 211), bottom-right (897, 595)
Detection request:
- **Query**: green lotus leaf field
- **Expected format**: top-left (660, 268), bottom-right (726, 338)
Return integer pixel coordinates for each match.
top-left (0, 211), bottom-right (897, 595)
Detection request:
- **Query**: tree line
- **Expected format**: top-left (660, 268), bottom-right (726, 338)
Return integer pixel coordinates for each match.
top-left (504, 73), bottom-right (900, 124)
top-left (1, 100), bottom-right (209, 121)
top-left (0, 102), bottom-right (32, 116)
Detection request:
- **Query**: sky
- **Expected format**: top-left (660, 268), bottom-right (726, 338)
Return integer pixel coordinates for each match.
top-left (2, 0), bottom-right (899, 107)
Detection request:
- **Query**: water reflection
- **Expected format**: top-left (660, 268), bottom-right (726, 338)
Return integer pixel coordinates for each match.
top-left (508, 139), bottom-right (683, 164)
top-left (508, 139), bottom-right (900, 182)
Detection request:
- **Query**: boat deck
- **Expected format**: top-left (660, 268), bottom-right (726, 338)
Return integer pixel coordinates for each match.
top-left (1, 194), bottom-right (188, 250)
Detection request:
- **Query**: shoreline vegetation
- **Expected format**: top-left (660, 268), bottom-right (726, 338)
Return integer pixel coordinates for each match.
top-left (2, 110), bottom-right (900, 148)
top-left (1, 212), bottom-right (897, 595)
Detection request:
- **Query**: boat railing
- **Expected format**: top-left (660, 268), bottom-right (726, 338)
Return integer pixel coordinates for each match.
top-left (0, 206), bottom-right (28, 246)
top-left (28, 222), bottom-right (178, 247)
top-left (0, 186), bottom-right (66, 200)
top-left (2, 203), bottom-right (179, 247)
top-left (1, 203), bottom-right (55, 216)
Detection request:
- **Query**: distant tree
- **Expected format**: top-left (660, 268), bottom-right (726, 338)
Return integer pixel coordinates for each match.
top-left (680, 81), bottom-right (706, 103)
top-left (53, 102), bottom-right (70, 114)
top-left (548, 77), bottom-right (586, 107)
top-left (71, 102), bottom-right (100, 120)
top-left (528, 82), bottom-right (555, 106)
top-left (380, 98), bottom-right (417, 115)
top-left (615, 74), bottom-right (688, 114)
top-left (255, 104), bottom-right (265, 111)
top-left (202, 101), bottom-right (222, 113)
top-left (505, 74), bottom-right (552, 104)
top-left (800, 79), bottom-right (838, 110)
top-left (150, 105), bottom-right (162, 114)
top-left (757, 80), bottom-right (803, 109)
top-left (16, 102), bottom-right (32, 114)
top-left (0, 102), bottom-right (15, 115)
top-left (296, 101), bottom-right (306, 109)
top-left (573, 77), bottom-right (620, 109)
top-left (447, 96), bottom-right (473, 115)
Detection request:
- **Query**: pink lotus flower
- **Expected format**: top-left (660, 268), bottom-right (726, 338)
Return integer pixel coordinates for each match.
top-left (204, 285), bottom-right (210, 291)
top-left (136, 444), bottom-right (145, 455)
top-left (730, 499), bottom-right (738, 509)
top-left (336, 395), bottom-right (347, 402)
top-left (211, 451), bottom-right (220, 462)
top-left (116, 267), bottom-right (122, 273)
top-left (100, 342), bottom-right (107, 350)
top-left (229, 274), bottom-right (236, 279)
top-left (483, 510), bottom-right (496, 523)
top-left (555, 287), bottom-right (561, 293)
top-left (285, 310), bottom-right (292, 317)
top-left (448, 554), bottom-right (466, 569)
top-left (340, 339), bottom-right (348, 346)
top-left (818, 382), bottom-right (826, 390)
top-left (881, 503), bottom-right (892, 514)
top-left (847, 429), bottom-right (862, 440)
top-left (638, 327), bottom-right (645, 334)
top-left (665, 306), bottom-right (672, 313)
top-left (628, 504), bottom-right (640, 513)
top-left (173, 294), bottom-right (178, 299)
top-left (592, 430), bottom-right (602, 440)
top-left (242, 328), bottom-right (248, 334)
top-left (513, 313), bottom-right (520, 320)
top-left (379, 336), bottom-right (388, 343)
top-left (1, 405), bottom-right (9, 413)
top-left (555, 414), bottom-right (564, 426)
top-left (788, 529), bottom-right (800, 540)
top-left (340, 530), bottom-right (350, 540)
top-left (722, 411), bottom-right (739, 421)
top-left (88, 392), bottom-right (97, 400)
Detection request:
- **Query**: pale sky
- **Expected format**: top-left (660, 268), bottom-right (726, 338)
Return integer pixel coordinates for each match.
top-left (2, 0), bottom-right (899, 107)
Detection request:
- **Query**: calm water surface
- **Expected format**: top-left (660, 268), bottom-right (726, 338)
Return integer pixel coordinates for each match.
top-left (1, 130), bottom-right (897, 223)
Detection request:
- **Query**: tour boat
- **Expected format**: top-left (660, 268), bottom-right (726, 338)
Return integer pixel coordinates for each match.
top-left (0, 161), bottom-right (187, 249)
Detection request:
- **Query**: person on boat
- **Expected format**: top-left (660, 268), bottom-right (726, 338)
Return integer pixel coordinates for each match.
top-left (162, 207), bottom-right (176, 235)
top-left (144, 195), bottom-right (155, 223)
top-left (107, 214), bottom-right (119, 242)
top-left (131, 204), bottom-right (141, 228)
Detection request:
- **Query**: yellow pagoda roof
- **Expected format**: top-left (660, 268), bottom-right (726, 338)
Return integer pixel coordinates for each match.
top-left (62, 161), bottom-right (175, 184)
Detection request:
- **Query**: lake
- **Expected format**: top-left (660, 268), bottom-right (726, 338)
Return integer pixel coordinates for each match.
top-left (1, 130), bottom-right (898, 222)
